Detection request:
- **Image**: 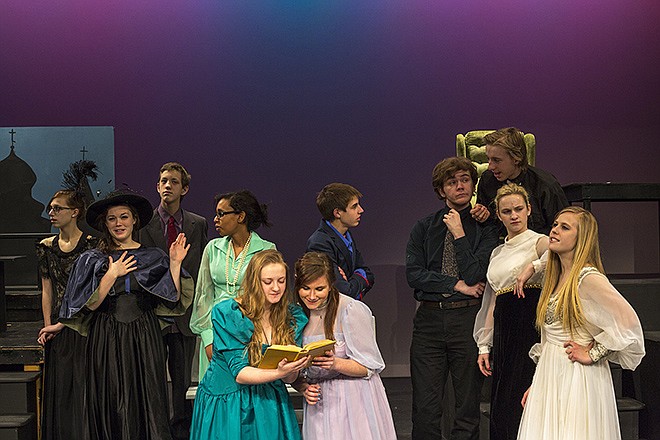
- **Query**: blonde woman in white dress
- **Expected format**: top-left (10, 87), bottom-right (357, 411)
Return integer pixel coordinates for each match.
top-left (517, 207), bottom-right (645, 440)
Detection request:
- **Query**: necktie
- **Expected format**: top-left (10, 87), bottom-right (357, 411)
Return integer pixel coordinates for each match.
top-left (167, 216), bottom-right (177, 248)
top-left (441, 230), bottom-right (459, 277)
top-left (441, 230), bottom-right (459, 297)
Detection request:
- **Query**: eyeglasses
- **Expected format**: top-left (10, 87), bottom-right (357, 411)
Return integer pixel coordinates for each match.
top-left (215, 210), bottom-right (240, 218)
top-left (47, 206), bottom-right (73, 214)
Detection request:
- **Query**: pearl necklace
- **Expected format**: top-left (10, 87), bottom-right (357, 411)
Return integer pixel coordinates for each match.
top-left (225, 233), bottom-right (252, 295)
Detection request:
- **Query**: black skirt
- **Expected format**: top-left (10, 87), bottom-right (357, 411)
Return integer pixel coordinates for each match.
top-left (490, 287), bottom-right (541, 440)
top-left (86, 291), bottom-right (171, 440)
top-left (41, 326), bottom-right (88, 440)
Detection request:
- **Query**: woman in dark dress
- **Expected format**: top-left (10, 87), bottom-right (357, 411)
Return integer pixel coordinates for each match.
top-left (36, 190), bottom-right (96, 440)
top-left (56, 192), bottom-right (193, 440)
top-left (473, 184), bottom-right (549, 440)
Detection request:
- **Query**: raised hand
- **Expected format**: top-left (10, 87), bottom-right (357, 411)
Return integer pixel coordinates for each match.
top-left (169, 233), bottom-right (190, 263)
top-left (107, 251), bottom-right (138, 278)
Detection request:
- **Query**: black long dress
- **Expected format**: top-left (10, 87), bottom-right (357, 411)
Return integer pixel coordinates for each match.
top-left (36, 235), bottom-right (96, 440)
top-left (473, 229), bottom-right (545, 440)
top-left (87, 274), bottom-right (171, 439)
top-left (490, 288), bottom-right (541, 440)
top-left (59, 247), bottom-right (193, 440)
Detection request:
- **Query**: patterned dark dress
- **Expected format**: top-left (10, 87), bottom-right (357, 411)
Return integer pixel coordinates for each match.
top-left (36, 234), bottom-right (96, 440)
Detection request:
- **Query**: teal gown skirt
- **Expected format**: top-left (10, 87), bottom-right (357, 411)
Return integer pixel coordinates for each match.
top-left (190, 300), bottom-right (305, 440)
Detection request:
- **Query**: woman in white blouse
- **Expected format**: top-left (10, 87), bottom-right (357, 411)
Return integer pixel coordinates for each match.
top-left (517, 207), bottom-right (644, 439)
top-left (474, 183), bottom-right (548, 440)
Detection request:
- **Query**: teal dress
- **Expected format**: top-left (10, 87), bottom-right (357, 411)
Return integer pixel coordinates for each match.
top-left (190, 300), bottom-right (308, 440)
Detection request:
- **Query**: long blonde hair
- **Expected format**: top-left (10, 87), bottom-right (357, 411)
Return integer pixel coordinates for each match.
top-left (237, 249), bottom-right (296, 366)
top-left (535, 207), bottom-right (604, 335)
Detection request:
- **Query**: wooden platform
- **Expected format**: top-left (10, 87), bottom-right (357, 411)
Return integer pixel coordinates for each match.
top-left (0, 322), bottom-right (43, 440)
top-left (0, 321), bottom-right (43, 368)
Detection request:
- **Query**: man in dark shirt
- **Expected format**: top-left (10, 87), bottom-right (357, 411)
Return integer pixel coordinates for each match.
top-left (407, 157), bottom-right (498, 439)
top-left (471, 127), bottom-right (568, 236)
top-left (306, 183), bottom-right (374, 300)
top-left (139, 162), bottom-right (208, 440)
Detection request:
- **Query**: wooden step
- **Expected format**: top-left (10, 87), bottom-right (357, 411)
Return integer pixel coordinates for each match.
top-left (0, 372), bottom-right (41, 415)
top-left (0, 322), bottom-right (44, 366)
top-left (0, 372), bottom-right (41, 384)
top-left (0, 414), bottom-right (37, 440)
top-left (5, 291), bottom-right (41, 323)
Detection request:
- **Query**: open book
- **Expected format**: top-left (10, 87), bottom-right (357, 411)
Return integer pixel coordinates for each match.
top-left (257, 339), bottom-right (336, 369)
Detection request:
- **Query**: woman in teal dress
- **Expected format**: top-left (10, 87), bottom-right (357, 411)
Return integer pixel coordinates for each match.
top-left (190, 249), bottom-right (309, 440)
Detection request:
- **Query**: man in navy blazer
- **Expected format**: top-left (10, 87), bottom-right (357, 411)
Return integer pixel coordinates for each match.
top-left (139, 162), bottom-right (208, 440)
top-left (306, 183), bottom-right (374, 300)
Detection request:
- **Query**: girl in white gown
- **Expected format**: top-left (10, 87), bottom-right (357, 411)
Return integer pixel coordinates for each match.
top-left (517, 207), bottom-right (645, 440)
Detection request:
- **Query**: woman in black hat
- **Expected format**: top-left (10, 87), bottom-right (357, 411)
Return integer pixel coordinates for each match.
top-left (53, 191), bottom-right (194, 440)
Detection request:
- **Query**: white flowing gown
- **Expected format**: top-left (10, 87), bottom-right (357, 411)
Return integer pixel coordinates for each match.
top-left (517, 267), bottom-right (645, 440)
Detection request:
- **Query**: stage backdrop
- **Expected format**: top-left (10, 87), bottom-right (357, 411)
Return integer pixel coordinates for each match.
top-left (0, 126), bottom-right (115, 286)
top-left (2, 2), bottom-right (659, 376)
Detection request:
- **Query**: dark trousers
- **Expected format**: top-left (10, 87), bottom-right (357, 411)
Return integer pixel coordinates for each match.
top-left (164, 331), bottom-right (197, 440)
top-left (410, 304), bottom-right (483, 440)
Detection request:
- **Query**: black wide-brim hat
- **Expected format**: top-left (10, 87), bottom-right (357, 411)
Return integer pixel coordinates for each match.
top-left (86, 191), bottom-right (153, 233)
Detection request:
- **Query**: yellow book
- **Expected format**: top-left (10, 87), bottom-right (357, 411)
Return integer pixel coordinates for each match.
top-left (257, 339), bottom-right (336, 369)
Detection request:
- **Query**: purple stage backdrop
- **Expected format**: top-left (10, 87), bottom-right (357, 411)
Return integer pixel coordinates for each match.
top-left (2, 1), bottom-right (659, 374)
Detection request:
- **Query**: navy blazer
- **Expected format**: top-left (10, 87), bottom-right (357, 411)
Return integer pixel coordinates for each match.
top-left (139, 208), bottom-right (208, 336)
top-left (306, 220), bottom-right (374, 300)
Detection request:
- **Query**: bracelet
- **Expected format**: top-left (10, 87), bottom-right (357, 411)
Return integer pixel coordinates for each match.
top-left (364, 368), bottom-right (374, 379)
top-left (588, 341), bottom-right (612, 363)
